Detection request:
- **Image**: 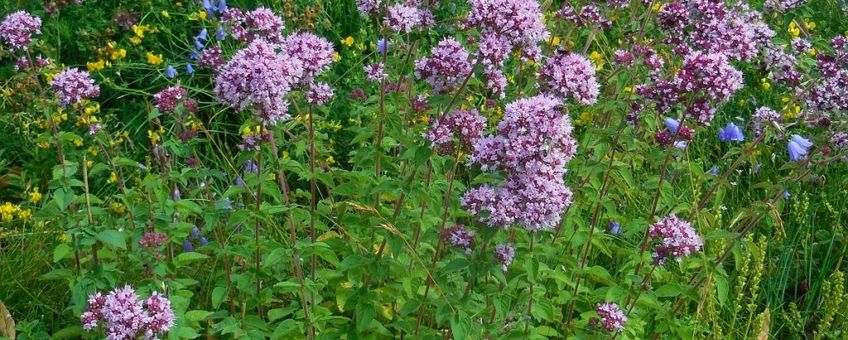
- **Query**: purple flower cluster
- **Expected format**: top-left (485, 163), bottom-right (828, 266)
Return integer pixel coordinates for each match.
top-left (384, 4), bottom-right (421, 34)
top-left (677, 51), bottom-right (744, 104)
top-left (538, 53), bottom-right (600, 105)
top-left (154, 86), bottom-right (198, 114)
top-left (0, 11), bottom-right (42, 51)
top-left (595, 302), bottom-right (627, 332)
top-left (50, 68), bottom-right (100, 106)
top-left (414, 38), bottom-right (473, 93)
top-left (364, 63), bottom-right (387, 82)
top-left (356, 0), bottom-right (382, 16)
top-left (81, 285), bottom-right (175, 339)
top-left (648, 214), bottom-right (703, 265)
top-left (752, 106), bottom-right (781, 135)
top-left (223, 7), bottom-right (285, 44)
top-left (463, 95), bottom-right (576, 231)
top-left (425, 109), bottom-right (487, 154)
top-left (138, 232), bottom-right (167, 248)
top-left (494, 243), bottom-right (515, 271)
top-left (441, 225), bottom-right (475, 254)
top-left (466, 0), bottom-right (548, 66)
top-left (306, 82), bottom-right (334, 105)
top-left (214, 39), bottom-right (303, 124)
top-left (282, 32), bottom-right (335, 82)
top-left (198, 45), bottom-right (225, 71)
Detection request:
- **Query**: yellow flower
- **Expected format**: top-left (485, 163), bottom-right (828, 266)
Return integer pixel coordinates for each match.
top-left (87, 59), bottom-right (106, 72)
top-left (86, 160), bottom-right (93, 169)
top-left (111, 202), bottom-right (126, 214)
top-left (761, 81), bottom-right (771, 91)
top-left (85, 103), bottom-right (100, 115)
top-left (73, 138), bottom-right (83, 147)
top-left (0, 202), bottom-right (20, 221)
top-left (148, 129), bottom-right (161, 144)
top-left (623, 86), bottom-right (633, 94)
top-left (29, 188), bottom-right (42, 203)
top-left (17, 209), bottom-right (32, 220)
top-left (807, 48), bottom-right (817, 57)
top-left (108, 172), bottom-right (118, 184)
top-left (549, 36), bottom-right (561, 46)
top-left (332, 51), bottom-right (341, 61)
top-left (326, 156), bottom-right (336, 165)
top-left (131, 24), bottom-right (150, 38)
top-left (37, 141), bottom-right (50, 149)
top-left (788, 21), bottom-right (801, 39)
top-left (161, 10), bottom-right (170, 18)
top-left (129, 36), bottom-right (142, 46)
top-left (146, 52), bottom-right (164, 65)
top-left (341, 36), bottom-right (354, 47)
top-left (282, 150), bottom-right (290, 159)
top-left (111, 48), bottom-right (127, 61)
top-left (58, 232), bottom-right (68, 242)
top-left (782, 96), bottom-right (791, 103)
top-left (804, 19), bottom-right (816, 31)
top-left (199, 11), bottom-right (208, 20)
top-left (652, 2), bottom-right (664, 12)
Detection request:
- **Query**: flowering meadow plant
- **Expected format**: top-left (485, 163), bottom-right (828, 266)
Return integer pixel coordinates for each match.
top-left (1, 0), bottom-right (848, 339)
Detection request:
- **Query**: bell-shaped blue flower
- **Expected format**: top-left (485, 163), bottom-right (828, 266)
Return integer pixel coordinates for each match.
top-left (194, 38), bottom-right (205, 51)
top-left (165, 65), bottom-right (177, 79)
top-left (787, 134), bottom-right (813, 161)
top-left (718, 122), bottom-right (744, 142)
top-left (215, 26), bottom-right (227, 40)
top-left (186, 63), bottom-right (196, 74)
top-left (217, 0), bottom-right (229, 13)
top-left (377, 38), bottom-right (390, 54)
top-left (664, 117), bottom-right (680, 134)
top-left (708, 166), bottom-right (719, 176)
top-left (196, 28), bottom-right (208, 42)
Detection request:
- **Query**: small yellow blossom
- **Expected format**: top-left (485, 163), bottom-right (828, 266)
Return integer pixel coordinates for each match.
top-left (37, 141), bottom-right (50, 149)
top-left (652, 3), bottom-right (664, 12)
top-left (73, 138), bottom-right (83, 147)
top-left (198, 11), bottom-right (208, 20)
top-left (332, 51), bottom-right (341, 61)
top-left (549, 36), bottom-right (561, 46)
top-left (148, 129), bottom-right (161, 144)
top-left (17, 209), bottom-right (32, 220)
top-left (807, 48), bottom-right (817, 57)
top-left (804, 19), bottom-right (816, 31)
top-left (108, 172), bottom-right (118, 184)
top-left (146, 52), bottom-right (164, 65)
top-left (86, 160), bottom-right (93, 169)
top-left (282, 150), bottom-right (290, 159)
top-left (326, 155), bottom-right (336, 165)
top-left (131, 24), bottom-right (150, 38)
top-left (85, 103), bottom-right (100, 115)
top-left (788, 21), bottom-right (801, 39)
top-left (0, 202), bottom-right (20, 221)
top-left (129, 36), bottom-right (142, 46)
top-left (87, 59), bottom-right (106, 72)
top-left (161, 10), bottom-right (170, 18)
top-left (29, 188), bottom-right (42, 203)
top-left (342, 36), bottom-right (354, 47)
top-left (111, 48), bottom-right (127, 61)
top-left (782, 96), bottom-right (791, 103)
top-left (761, 80), bottom-right (771, 91)
top-left (111, 202), bottom-right (126, 214)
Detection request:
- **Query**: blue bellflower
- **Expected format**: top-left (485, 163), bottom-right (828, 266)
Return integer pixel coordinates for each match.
top-left (186, 64), bottom-right (196, 74)
top-left (377, 38), bottom-right (390, 54)
top-left (215, 26), bottom-right (227, 40)
top-left (787, 134), bottom-right (813, 161)
top-left (718, 122), bottom-right (744, 142)
top-left (664, 117), bottom-right (680, 134)
top-left (165, 65), bottom-right (177, 79)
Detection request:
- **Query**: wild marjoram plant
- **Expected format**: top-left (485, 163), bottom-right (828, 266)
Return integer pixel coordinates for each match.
top-left (1, 0), bottom-right (848, 338)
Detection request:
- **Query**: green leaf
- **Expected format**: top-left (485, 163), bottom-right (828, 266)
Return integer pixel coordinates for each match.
top-left (53, 243), bottom-right (73, 262)
top-left (184, 310), bottom-right (213, 322)
top-left (211, 286), bottom-right (227, 309)
top-left (355, 302), bottom-right (376, 331)
top-left (174, 252), bottom-right (208, 266)
top-left (97, 230), bottom-right (126, 250)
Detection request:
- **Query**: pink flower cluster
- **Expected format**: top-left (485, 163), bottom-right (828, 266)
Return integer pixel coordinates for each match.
top-left (356, 0), bottom-right (382, 16)
top-left (414, 38), bottom-right (473, 93)
top-left (425, 109), bottom-right (487, 155)
top-left (364, 63), bottom-right (387, 82)
top-left (441, 225), bottom-right (475, 254)
top-left (50, 68), bottom-right (100, 106)
top-left (384, 4), bottom-right (421, 34)
top-left (466, 0), bottom-right (548, 66)
top-left (595, 302), bottom-right (627, 332)
top-left (306, 82), bottom-right (334, 105)
top-left (463, 95), bottom-right (577, 231)
top-left (676, 51), bottom-right (744, 104)
top-left (538, 52), bottom-right (600, 105)
top-left (214, 39), bottom-right (304, 124)
top-left (648, 214), bottom-right (703, 265)
top-left (198, 46), bottom-right (225, 71)
top-left (282, 32), bottom-right (335, 82)
top-left (752, 106), bottom-right (781, 135)
top-left (154, 86), bottom-right (198, 114)
top-left (138, 232), bottom-right (168, 248)
top-left (81, 285), bottom-right (175, 339)
top-left (494, 243), bottom-right (515, 271)
top-left (223, 7), bottom-right (285, 44)
top-left (0, 11), bottom-right (42, 51)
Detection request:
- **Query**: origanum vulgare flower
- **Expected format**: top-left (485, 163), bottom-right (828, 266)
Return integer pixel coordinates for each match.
top-left (649, 214), bottom-right (703, 265)
top-left (81, 285), bottom-right (175, 339)
top-left (50, 68), bottom-right (100, 106)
